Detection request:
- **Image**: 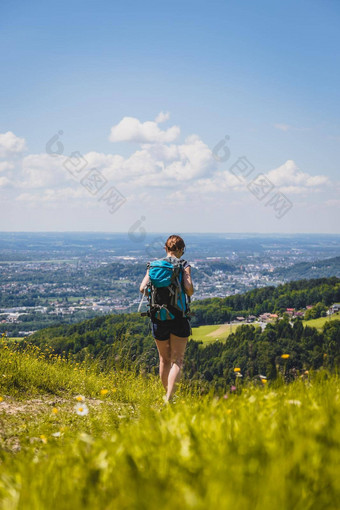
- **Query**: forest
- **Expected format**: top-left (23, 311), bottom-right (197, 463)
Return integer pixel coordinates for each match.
top-left (29, 277), bottom-right (340, 391)
top-left (190, 276), bottom-right (340, 325)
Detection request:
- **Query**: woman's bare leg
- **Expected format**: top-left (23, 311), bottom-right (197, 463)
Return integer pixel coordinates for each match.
top-left (166, 335), bottom-right (188, 401)
top-left (154, 338), bottom-right (171, 391)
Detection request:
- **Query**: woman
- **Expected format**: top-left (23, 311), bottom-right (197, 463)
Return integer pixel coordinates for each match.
top-left (140, 235), bottom-right (194, 402)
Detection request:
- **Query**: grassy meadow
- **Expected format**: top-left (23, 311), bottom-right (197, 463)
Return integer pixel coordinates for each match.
top-left (0, 341), bottom-right (339, 509)
top-left (190, 323), bottom-right (241, 343)
top-left (302, 311), bottom-right (340, 330)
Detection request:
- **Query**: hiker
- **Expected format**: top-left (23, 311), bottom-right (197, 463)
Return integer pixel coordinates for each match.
top-left (139, 235), bottom-right (194, 402)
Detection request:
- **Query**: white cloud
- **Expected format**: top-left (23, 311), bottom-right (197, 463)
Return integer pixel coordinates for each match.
top-left (155, 111), bottom-right (170, 123)
top-left (16, 186), bottom-right (90, 203)
top-left (0, 161), bottom-right (14, 173)
top-left (274, 123), bottom-right (293, 132)
top-left (274, 124), bottom-right (309, 133)
top-left (109, 115), bottom-right (180, 143)
top-left (0, 131), bottom-right (26, 157)
top-left (0, 176), bottom-right (11, 187)
top-left (86, 134), bottom-right (217, 187)
top-left (266, 160), bottom-right (329, 190)
top-left (21, 153), bottom-right (73, 189)
top-left (0, 122), bottom-right (332, 215)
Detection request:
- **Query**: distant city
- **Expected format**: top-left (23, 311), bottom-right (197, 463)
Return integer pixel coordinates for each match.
top-left (1, 232), bottom-right (339, 336)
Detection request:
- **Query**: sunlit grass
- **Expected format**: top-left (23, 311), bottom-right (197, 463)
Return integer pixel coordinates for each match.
top-left (0, 341), bottom-right (339, 509)
top-left (190, 323), bottom-right (260, 344)
top-left (302, 311), bottom-right (340, 329)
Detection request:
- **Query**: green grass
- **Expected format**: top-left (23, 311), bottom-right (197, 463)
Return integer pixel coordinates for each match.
top-left (302, 312), bottom-right (340, 330)
top-left (190, 324), bottom-right (223, 339)
top-left (0, 342), bottom-right (339, 510)
top-left (1, 337), bottom-right (24, 343)
top-left (190, 323), bottom-right (254, 344)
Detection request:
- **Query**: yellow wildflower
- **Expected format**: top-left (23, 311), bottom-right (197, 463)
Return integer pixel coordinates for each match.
top-left (100, 389), bottom-right (108, 396)
top-left (233, 367), bottom-right (241, 372)
top-left (281, 354), bottom-right (290, 359)
top-left (40, 435), bottom-right (47, 444)
top-left (51, 407), bottom-right (58, 414)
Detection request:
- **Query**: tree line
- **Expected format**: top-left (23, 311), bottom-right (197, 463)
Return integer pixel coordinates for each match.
top-left (190, 276), bottom-right (340, 325)
top-left (29, 275), bottom-right (340, 391)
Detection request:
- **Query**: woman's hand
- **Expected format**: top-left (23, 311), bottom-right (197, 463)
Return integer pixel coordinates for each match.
top-left (140, 270), bottom-right (149, 294)
top-left (183, 266), bottom-right (194, 297)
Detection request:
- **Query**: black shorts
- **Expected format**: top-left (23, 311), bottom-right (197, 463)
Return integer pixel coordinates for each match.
top-left (151, 317), bottom-right (191, 341)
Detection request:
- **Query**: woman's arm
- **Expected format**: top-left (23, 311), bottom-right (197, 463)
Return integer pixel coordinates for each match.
top-left (183, 266), bottom-right (194, 297)
top-left (139, 270), bottom-right (150, 294)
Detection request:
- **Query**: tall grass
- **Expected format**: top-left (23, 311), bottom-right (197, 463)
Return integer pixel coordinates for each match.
top-left (0, 341), bottom-right (339, 509)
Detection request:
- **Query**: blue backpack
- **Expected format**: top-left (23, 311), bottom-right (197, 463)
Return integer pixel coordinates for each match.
top-left (142, 257), bottom-right (189, 321)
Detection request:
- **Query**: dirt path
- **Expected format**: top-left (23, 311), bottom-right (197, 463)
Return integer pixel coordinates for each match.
top-left (0, 396), bottom-right (106, 415)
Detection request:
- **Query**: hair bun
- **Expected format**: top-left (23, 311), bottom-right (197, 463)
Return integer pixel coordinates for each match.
top-left (165, 235), bottom-right (185, 252)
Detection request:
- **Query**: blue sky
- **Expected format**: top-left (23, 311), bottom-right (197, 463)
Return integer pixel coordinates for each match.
top-left (1, 0), bottom-right (339, 233)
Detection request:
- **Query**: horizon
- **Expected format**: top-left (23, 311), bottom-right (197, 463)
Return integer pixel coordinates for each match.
top-left (1, 231), bottom-right (340, 236)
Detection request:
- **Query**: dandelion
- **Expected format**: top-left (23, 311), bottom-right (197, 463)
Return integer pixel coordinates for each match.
top-left (0, 396), bottom-right (3, 403)
top-left (40, 434), bottom-right (47, 444)
top-left (100, 389), bottom-right (109, 396)
top-left (75, 395), bottom-right (85, 402)
top-left (233, 367), bottom-right (241, 372)
top-left (75, 403), bottom-right (89, 416)
top-left (261, 379), bottom-right (267, 384)
top-left (51, 407), bottom-right (58, 414)
top-left (281, 354), bottom-right (290, 359)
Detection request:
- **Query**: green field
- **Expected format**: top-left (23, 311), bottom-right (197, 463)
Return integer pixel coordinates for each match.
top-left (0, 341), bottom-right (339, 509)
top-left (302, 311), bottom-right (340, 329)
top-left (191, 322), bottom-right (253, 343)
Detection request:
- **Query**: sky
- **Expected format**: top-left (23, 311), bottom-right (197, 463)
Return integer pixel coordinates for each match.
top-left (0, 0), bottom-right (340, 234)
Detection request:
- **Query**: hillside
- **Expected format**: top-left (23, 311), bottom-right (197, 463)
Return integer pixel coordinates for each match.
top-left (28, 315), bottom-right (340, 391)
top-left (0, 341), bottom-right (339, 509)
top-left (264, 256), bottom-right (340, 280)
top-left (26, 276), bottom-right (340, 389)
top-left (190, 276), bottom-right (340, 325)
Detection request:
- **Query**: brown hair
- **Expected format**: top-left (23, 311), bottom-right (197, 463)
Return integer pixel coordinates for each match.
top-left (165, 235), bottom-right (185, 254)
